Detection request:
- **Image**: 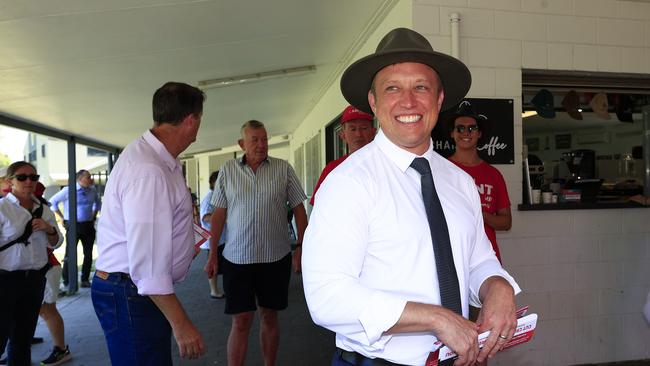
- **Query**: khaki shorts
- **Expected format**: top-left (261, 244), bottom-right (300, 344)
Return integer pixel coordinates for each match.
top-left (43, 265), bottom-right (62, 304)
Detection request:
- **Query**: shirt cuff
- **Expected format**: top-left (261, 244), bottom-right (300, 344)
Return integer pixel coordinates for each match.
top-left (357, 291), bottom-right (407, 347)
top-left (133, 275), bottom-right (174, 296)
top-left (469, 263), bottom-right (521, 307)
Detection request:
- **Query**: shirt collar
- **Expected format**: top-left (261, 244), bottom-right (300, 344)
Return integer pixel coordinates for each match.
top-left (374, 129), bottom-right (435, 173)
top-left (143, 129), bottom-right (182, 173)
top-left (4, 192), bottom-right (41, 207)
top-left (239, 154), bottom-right (269, 166)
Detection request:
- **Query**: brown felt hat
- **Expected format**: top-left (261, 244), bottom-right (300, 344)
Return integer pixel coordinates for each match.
top-left (340, 27), bottom-right (471, 114)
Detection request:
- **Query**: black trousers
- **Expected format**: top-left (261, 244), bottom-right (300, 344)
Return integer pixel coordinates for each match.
top-left (0, 269), bottom-right (46, 366)
top-left (62, 220), bottom-right (96, 284)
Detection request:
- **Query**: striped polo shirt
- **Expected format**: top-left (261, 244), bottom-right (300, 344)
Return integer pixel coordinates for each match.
top-left (211, 155), bottom-right (307, 264)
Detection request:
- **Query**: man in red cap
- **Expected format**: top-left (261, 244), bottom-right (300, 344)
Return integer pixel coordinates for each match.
top-left (310, 105), bottom-right (376, 205)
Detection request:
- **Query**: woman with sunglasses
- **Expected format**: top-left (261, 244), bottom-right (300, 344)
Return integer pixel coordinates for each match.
top-left (0, 161), bottom-right (63, 365)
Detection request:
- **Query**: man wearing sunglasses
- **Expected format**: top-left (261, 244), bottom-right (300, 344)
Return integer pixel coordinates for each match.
top-left (49, 169), bottom-right (101, 289)
top-left (446, 101), bottom-right (512, 264)
top-left (445, 100), bottom-right (513, 366)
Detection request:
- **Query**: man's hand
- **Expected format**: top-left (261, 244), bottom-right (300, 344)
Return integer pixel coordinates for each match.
top-left (387, 302), bottom-right (479, 366)
top-left (149, 294), bottom-right (205, 360)
top-left (475, 277), bottom-right (517, 363)
top-left (431, 308), bottom-right (479, 366)
top-left (292, 246), bottom-right (302, 273)
top-left (203, 252), bottom-right (218, 278)
top-left (172, 318), bottom-right (205, 359)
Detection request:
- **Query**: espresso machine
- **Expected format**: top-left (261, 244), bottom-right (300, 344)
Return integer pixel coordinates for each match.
top-left (562, 149), bottom-right (595, 179)
top-left (562, 149), bottom-right (601, 202)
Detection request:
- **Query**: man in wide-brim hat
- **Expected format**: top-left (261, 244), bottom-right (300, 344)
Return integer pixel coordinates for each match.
top-left (303, 28), bottom-right (520, 366)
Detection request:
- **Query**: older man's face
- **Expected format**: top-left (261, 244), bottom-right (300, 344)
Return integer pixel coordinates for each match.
top-left (340, 120), bottom-right (376, 154)
top-left (368, 62), bottom-right (444, 156)
top-left (239, 127), bottom-right (269, 165)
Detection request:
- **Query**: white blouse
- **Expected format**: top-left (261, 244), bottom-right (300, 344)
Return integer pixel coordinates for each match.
top-left (0, 193), bottom-right (62, 271)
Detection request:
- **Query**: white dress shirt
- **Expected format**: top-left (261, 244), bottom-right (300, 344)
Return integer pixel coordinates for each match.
top-left (302, 130), bottom-right (520, 365)
top-left (0, 193), bottom-right (63, 271)
top-left (96, 130), bottom-right (195, 295)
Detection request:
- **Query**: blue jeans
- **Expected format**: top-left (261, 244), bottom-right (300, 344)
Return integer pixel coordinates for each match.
top-left (91, 272), bottom-right (172, 366)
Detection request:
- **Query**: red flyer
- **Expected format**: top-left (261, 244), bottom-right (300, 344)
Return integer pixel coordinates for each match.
top-left (193, 223), bottom-right (212, 249)
top-left (425, 310), bottom-right (538, 366)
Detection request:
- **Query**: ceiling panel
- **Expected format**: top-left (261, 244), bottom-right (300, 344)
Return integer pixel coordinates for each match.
top-left (0, 0), bottom-right (397, 154)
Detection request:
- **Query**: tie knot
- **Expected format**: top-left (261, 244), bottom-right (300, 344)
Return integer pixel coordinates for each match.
top-left (410, 157), bottom-right (431, 175)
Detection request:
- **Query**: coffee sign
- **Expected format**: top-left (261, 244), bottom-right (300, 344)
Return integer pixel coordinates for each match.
top-left (432, 98), bottom-right (515, 164)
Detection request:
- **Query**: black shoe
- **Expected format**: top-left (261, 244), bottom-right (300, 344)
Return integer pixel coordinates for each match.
top-left (40, 345), bottom-right (72, 366)
top-left (0, 357), bottom-right (6, 365)
top-left (80, 281), bottom-right (91, 288)
top-left (32, 337), bottom-right (44, 344)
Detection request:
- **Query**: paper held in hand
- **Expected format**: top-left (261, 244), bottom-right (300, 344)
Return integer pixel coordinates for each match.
top-left (425, 307), bottom-right (538, 366)
top-left (193, 223), bottom-right (212, 249)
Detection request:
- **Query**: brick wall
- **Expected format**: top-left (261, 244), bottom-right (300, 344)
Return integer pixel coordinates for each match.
top-left (412, 0), bottom-right (650, 364)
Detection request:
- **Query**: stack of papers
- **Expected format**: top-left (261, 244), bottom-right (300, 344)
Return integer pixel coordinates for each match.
top-left (425, 308), bottom-right (538, 366)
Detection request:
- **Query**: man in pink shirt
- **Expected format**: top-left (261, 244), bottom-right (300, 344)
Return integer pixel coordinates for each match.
top-left (91, 82), bottom-right (206, 365)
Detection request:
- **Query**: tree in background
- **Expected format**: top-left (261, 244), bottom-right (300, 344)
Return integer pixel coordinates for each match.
top-left (0, 152), bottom-right (10, 169)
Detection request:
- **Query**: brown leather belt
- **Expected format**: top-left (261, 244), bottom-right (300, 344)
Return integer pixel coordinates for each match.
top-left (95, 270), bottom-right (130, 280)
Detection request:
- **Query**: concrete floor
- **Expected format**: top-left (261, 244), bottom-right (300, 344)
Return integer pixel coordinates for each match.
top-left (26, 252), bottom-right (334, 365)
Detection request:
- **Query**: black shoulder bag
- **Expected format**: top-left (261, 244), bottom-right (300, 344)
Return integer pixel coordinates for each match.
top-left (0, 199), bottom-right (45, 253)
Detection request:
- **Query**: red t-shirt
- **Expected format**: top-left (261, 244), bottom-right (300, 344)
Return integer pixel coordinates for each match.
top-left (450, 161), bottom-right (510, 262)
top-left (310, 155), bottom-right (349, 206)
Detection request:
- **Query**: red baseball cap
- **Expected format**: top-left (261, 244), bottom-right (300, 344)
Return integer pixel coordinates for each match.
top-left (341, 105), bottom-right (374, 124)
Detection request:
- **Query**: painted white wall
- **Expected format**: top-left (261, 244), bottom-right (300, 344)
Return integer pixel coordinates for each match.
top-left (291, 0), bottom-right (650, 364)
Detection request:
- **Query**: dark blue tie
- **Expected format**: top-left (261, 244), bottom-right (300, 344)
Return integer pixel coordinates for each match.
top-left (410, 157), bottom-right (462, 315)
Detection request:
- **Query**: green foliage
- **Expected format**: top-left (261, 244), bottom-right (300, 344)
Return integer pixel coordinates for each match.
top-left (0, 153), bottom-right (11, 169)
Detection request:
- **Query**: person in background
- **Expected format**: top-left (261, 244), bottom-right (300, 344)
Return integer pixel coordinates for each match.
top-left (204, 120), bottom-right (308, 366)
top-left (302, 27), bottom-right (520, 366)
top-left (199, 170), bottom-right (225, 299)
top-left (446, 101), bottom-right (512, 263)
top-left (49, 169), bottom-right (101, 289)
top-left (92, 82), bottom-right (206, 364)
top-left (0, 161), bottom-right (63, 365)
top-left (310, 105), bottom-right (376, 206)
top-left (32, 182), bottom-right (73, 366)
top-left (445, 101), bottom-right (513, 366)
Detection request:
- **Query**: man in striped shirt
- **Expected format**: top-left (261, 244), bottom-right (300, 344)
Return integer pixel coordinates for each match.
top-left (204, 120), bottom-right (308, 366)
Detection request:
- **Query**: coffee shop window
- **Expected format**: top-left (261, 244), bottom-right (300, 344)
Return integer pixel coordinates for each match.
top-left (521, 84), bottom-right (649, 210)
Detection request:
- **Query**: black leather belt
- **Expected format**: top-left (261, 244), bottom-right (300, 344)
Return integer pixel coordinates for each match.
top-left (337, 348), bottom-right (402, 366)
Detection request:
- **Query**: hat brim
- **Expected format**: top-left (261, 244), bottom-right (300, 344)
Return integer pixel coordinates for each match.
top-left (340, 49), bottom-right (472, 114)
